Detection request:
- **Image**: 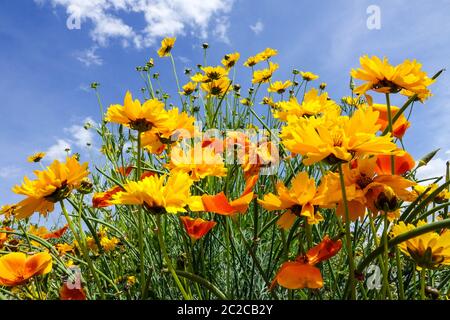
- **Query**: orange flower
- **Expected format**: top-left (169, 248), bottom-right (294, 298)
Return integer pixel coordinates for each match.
top-left (179, 216), bottom-right (217, 240)
top-left (371, 104), bottom-right (411, 138)
top-left (271, 236), bottom-right (342, 290)
top-left (0, 252), bottom-right (52, 286)
top-left (0, 227), bottom-right (12, 248)
top-left (60, 282), bottom-right (86, 300)
top-left (29, 224), bottom-right (69, 240)
top-left (117, 166), bottom-right (133, 177)
top-left (375, 152), bottom-right (415, 176)
top-left (92, 186), bottom-right (122, 208)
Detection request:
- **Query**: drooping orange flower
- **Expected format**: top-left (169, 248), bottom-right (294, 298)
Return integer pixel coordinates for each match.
top-left (60, 282), bottom-right (86, 300)
top-left (375, 152), bottom-right (415, 175)
top-left (29, 224), bottom-right (69, 240)
top-left (179, 216), bottom-right (217, 240)
top-left (0, 252), bottom-right (52, 286)
top-left (92, 186), bottom-right (123, 208)
top-left (271, 236), bottom-right (342, 290)
top-left (371, 104), bottom-right (411, 138)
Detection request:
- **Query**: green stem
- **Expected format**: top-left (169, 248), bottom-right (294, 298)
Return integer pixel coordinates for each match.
top-left (395, 247), bottom-right (405, 299)
top-left (338, 163), bottom-right (356, 300)
top-left (155, 214), bottom-right (190, 299)
top-left (175, 270), bottom-right (228, 300)
top-left (136, 131), bottom-right (146, 298)
top-left (420, 268), bottom-right (426, 300)
top-left (60, 201), bottom-right (105, 299)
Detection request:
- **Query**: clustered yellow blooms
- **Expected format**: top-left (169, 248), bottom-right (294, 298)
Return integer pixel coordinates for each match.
top-left (392, 221), bottom-right (450, 269)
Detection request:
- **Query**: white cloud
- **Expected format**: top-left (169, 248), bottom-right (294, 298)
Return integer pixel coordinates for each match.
top-left (250, 20), bottom-right (264, 35)
top-left (0, 166), bottom-right (22, 179)
top-left (37, 0), bottom-right (234, 49)
top-left (46, 139), bottom-right (72, 162)
top-left (75, 47), bottom-right (103, 66)
top-left (212, 16), bottom-right (231, 44)
top-left (64, 117), bottom-right (96, 149)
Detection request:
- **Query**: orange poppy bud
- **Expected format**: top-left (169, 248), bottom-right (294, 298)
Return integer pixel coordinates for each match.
top-left (0, 252), bottom-right (52, 286)
top-left (179, 216), bottom-right (217, 240)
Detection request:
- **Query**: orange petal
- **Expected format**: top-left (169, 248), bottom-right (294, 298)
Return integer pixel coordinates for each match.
top-left (180, 216), bottom-right (217, 240)
top-left (60, 282), bottom-right (86, 300)
top-left (230, 192), bottom-right (254, 213)
top-left (375, 152), bottom-right (415, 175)
top-left (306, 236), bottom-right (342, 265)
top-left (201, 192), bottom-right (236, 215)
top-left (337, 200), bottom-right (366, 221)
top-left (24, 252), bottom-right (53, 278)
top-left (42, 224), bottom-right (69, 240)
top-left (92, 186), bottom-right (123, 208)
top-left (271, 262), bottom-right (323, 290)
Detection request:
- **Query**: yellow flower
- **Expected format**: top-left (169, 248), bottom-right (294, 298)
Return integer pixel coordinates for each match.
top-left (240, 98), bottom-right (252, 106)
top-left (268, 80), bottom-right (293, 94)
top-left (412, 184), bottom-right (450, 204)
top-left (350, 55), bottom-right (434, 96)
top-left (0, 204), bottom-right (17, 219)
top-left (300, 71), bottom-right (319, 81)
top-left (12, 156), bottom-right (89, 219)
top-left (105, 91), bottom-right (169, 132)
top-left (281, 107), bottom-right (399, 165)
top-left (200, 77), bottom-right (231, 97)
top-left (252, 62), bottom-right (279, 84)
top-left (111, 172), bottom-right (195, 214)
top-left (258, 172), bottom-right (324, 228)
top-left (56, 243), bottom-right (74, 255)
top-left (256, 47), bottom-right (278, 61)
top-left (274, 89), bottom-right (340, 121)
top-left (319, 157), bottom-right (415, 221)
top-left (167, 144), bottom-right (227, 181)
top-left (342, 96), bottom-right (363, 107)
top-left (221, 52), bottom-right (240, 69)
top-left (243, 55), bottom-right (261, 67)
top-left (157, 37), bottom-right (176, 57)
top-left (200, 66), bottom-right (229, 81)
top-left (141, 108), bottom-right (196, 154)
top-left (100, 236), bottom-right (120, 252)
top-left (391, 221), bottom-right (450, 269)
top-left (27, 152), bottom-right (46, 163)
top-left (180, 82), bottom-right (197, 95)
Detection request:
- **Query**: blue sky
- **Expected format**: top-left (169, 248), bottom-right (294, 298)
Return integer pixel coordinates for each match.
top-left (1, 0), bottom-right (450, 206)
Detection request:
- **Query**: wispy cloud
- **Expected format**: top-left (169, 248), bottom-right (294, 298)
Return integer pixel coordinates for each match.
top-left (0, 166), bottom-right (22, 179)
top-left (250, 20), bottom-right (264, 35)
top-left (75, 47), bottom-right (103, 66)
top-left (64, 117), bottom-right (96, 149)
top-left (36, 0), bottom-right (235, 48)
top-left (46, 139), bottom-right (71, 162)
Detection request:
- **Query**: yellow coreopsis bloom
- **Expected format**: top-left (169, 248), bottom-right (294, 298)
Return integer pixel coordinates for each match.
top-left (200, 77), bottom-right (231, 97)
top-left (12, 156), bottom-right (89, 219)
top-left (268, 80), bottom-right (293, 94)
top-left (351, 55), bottom-right (434, 96)
top-left (200, 66), bottom-right (229, 81)
top-left (412, 184), bottom-right (450, 204)
top-left (274, 89), bottom-right (340, 121)
top-left (27, 152), bottom-right (46, 163)
top-left (281, 107), bottom-right (399, 165)
top-left (258, 172), bottom-right (324, 228)
top-left (167, 144), bottom-right (227, 180)
top-left (141, 108), bottom-right (196, 154)
top-left (243, 55), bottom-right (261, 67)
top-left (392, 221), bottom-right (450, 269)
top-left (111, 172), bottom-right (194, 214)
top-left (180, 82), bottom-right (197, 95)
top-left (300, 71), bottom-right (319, 81)
top-left (256, 47), bottom-right (278, 61)
top-left (222, 52), bottom-right (240, 69)
top-left (105, 91), bottom-right (169, 132)
top-left (157, 37), bottom-right (176, 57)
top-left (252, 62), bottom-right (279, 84)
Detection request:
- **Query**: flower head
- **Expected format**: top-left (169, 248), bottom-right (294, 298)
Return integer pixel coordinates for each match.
top-left (157, 37), bottom-right (176, 57)
top-left (12, 156), bottom-right (89, 219)
top-left (27, 152), bottom-right (45, 163)
top-left (370, 104), bottom-right (411, 138)
top-left (300, 71), bottom-right (319, 81)
top-left (351, 55), bottom-right (434, 96)
top-left (252, 62), bottom-right (278, 84)
top-left (268, 80), bottom-right (293, 94)
top-left (0, 252), bottom-right (52, 286)
top-left (105, 91), bottom-right (169, 132)
top-left (392, 221), bottom-right (450, 269)
top-left (221, 52), bottom-right (240, 69)
top-left (179, 216), bottom-right (216, 240)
